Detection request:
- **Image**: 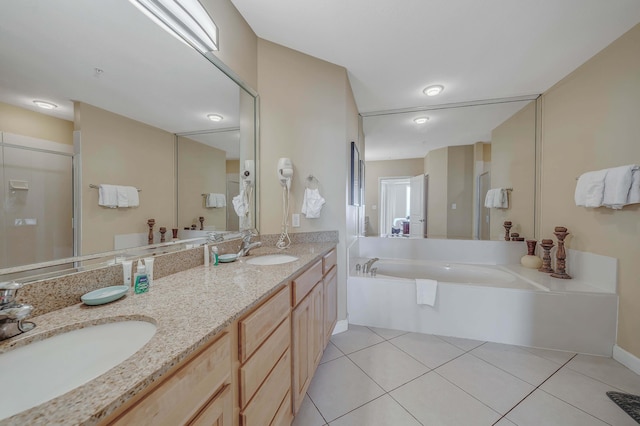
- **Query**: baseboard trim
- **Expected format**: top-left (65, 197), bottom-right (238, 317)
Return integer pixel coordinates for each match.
top-left (613, 345), bottom-right (640, 375)
top-left (332, 319), bottom-right (349, 335)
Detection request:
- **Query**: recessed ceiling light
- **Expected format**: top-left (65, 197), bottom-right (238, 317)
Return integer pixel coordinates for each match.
top-left (414, 117), bottom-right (429, 124)
top-left (207, 113), bottom-right (223, 122)
top-left (423, 85), bottom-right (444, 96)
top-left (33, 100), bottom-right (58, 110)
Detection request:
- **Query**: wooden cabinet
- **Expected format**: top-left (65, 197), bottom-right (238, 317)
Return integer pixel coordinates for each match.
top-left (105, 332), bottom-right (231, 426)
top-left (323, 266), bottom-right (338, 345)
top-left (238, 284), bottom-right (292, 426)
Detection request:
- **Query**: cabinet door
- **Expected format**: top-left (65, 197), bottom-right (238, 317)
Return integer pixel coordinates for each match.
top-left (311, 282), bottom-right (324, 370)
top-left (189, 385), bottom-right (232, 426)
top-left (323, 266), bottom-right (337, 346)
top-left (291, 293), bottom-right (312, 414)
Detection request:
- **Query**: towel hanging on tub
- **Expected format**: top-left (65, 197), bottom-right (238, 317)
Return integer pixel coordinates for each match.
top-left (416, 279), bottom-right (438, 306)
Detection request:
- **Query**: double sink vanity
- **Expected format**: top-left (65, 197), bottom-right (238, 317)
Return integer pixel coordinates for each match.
top-left (0, 240), bottom-right (338, 425)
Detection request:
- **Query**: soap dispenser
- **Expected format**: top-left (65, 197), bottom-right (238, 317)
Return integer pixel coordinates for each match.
top-left (134, 261), bottom-right (150, 294)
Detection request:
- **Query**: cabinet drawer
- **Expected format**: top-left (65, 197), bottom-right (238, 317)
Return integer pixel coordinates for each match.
top-left (239, 285), bottom-right (290, 363)
top-left (239, 316), bottom-right (290, 408)
top-left (109, 333), bottom-right (230, 426)
top-left (292, 260), bottom-right (322, 307)
top-left (323, 249), bottom-right (337, 275)
top-left (241, 349), bottom-right (291, 426)
top-left (270, 390), bottom-right (292, 426)
top-left (189, 384), bottom-right (232, 426)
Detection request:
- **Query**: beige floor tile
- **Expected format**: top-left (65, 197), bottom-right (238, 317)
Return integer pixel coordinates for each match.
top-left (348, 341), bottom-right (430, 391)
top-left (328, 394), bottom-right (420, 426)
top-left (520, 346), bottom-right (576, 365)
top-left (566, 354), bottom-right (640, 394)
top-left (330, 325), bottom-right (384, 354)
top-left (390, 371), bottom-right (501, 425)
top-left (471, 342), bottom-right (561, 385)
top-left (390, 332), bottom-right (464, 368)
top-left (541, 367), bottom-right (639, 426)
top-left (366, 326), bottom-right (408, 340)
top-left (506, 389), bottom-right (608, 426)
top-left (436, 353), bottom-right (534, 414)
top-left (292, 394), bottom-right (326, 426)
top-left (307, 356), bottom-right (385, 422)
top-left (437, 335), bottom-right (486, 352)
top-left (320, 341), bottom-right (344, 364)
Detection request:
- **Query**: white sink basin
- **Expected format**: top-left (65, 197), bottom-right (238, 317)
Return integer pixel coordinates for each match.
top-left (0, 320), bottom-right (156, 419)
top-left (245, 254), bottom-right (299, 265)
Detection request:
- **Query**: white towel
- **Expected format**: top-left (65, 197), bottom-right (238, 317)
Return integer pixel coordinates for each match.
top-left (232, 190), bottom-right (249, 216)
top-left (484, 189), bottom-right (496, 208)
top-left (215, 194), bottom-right (226, 207)
top-left (484, 188), bottom-right (508, 209)
top-left (416, 279), bottom-right (438, 306)
top-left (629, 168), bottom-right (640, 204)
top-left (98, 184), bottom-right (118, 208)
top-left (575, 169), bottom-right (608, 207)
top-left (125, 186), bottom-right (139, 207)
top-left (603, 165), bottom-right (639, 209)
top-left (206, 193), bottom-right (226, 208)
top-left (301, 188), bottom-right (326, 219)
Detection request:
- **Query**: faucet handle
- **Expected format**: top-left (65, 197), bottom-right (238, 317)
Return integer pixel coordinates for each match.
top-left (0, 282), bottom-right (22, 306)
top-left (0, 304), bottom-right (32, 321)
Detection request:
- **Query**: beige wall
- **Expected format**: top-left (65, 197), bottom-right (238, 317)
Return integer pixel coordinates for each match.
top-left (0, 101), bottom-right (73, 145)
top-left (202, 0), bottom-right (258, 89)
top-left (257, 39), bottom-right (358, 321)
top-left (424, 147), bottom-right (448, 238)
top-left (77, 103), bottom-right (175, 254)
top-left (226, 160), bottom-right (240, 173)
top-left (447, 145), bottom-right (474, 239)
top-left (177, 137), bottom-right (227, 231)
top-left (539, 23), bottom-right (640, 357)
top-left (364, 159), bottom-right (424, 236)
top-left (490, 101), bottom-right (536, 240)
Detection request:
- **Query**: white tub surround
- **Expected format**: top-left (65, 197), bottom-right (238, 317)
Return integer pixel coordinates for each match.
top-left (348, 237), bottom-right (618, 356)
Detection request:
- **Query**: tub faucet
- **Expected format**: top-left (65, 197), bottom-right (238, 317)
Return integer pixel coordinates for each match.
top-left (363, 258), bottom-right (379, 274)
top-left (0, 282), bottom-right (35, 341)
top-left (237, 229), bottom-right (262, 257)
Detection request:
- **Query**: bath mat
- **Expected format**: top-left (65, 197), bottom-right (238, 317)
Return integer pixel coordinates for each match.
top-left (606, 391), bottom-right (640, 423)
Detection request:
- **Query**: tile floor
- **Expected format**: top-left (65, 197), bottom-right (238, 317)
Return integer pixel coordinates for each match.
top-left (292, 325), bottom-right (640, 426)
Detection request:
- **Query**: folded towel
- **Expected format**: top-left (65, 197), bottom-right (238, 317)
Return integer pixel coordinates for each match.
top-left (484, 189), bottom-right (496, 208)
top-left (206, 193), bottom-right (226, 208)
top-left (215, 193), bottom-right (226, 208)
top-left (603, 165), bottom-right (637, 209)
top-left (575, 169), bottom-right (608, 207)
top-left (416, 278), bottom-right (438, 306)
top-left (98, 184), bottom-right (118, 208)
top-left (301, 188), bottom-right (326, 219)
top-left (494, 188), bottom-right (508, 208)
top-left (125, 186), bottom-right (139, 207)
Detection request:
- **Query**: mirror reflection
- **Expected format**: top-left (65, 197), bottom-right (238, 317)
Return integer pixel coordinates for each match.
top-left (0, 0), bottom-right (257, 270)
top-left (363, 99), bottom-right (537, 240)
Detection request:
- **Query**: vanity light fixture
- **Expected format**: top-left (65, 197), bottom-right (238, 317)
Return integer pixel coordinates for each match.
top-left (33, 100), bottom-right (58, 110)
top-left (207, 113), bottom-right (223, 122)
top-left (414, 117), bottom-right (429, 124)
top-left (423, 85), bottom-right (444, 96)
top-left (129, 0), bottom-right (219, 54)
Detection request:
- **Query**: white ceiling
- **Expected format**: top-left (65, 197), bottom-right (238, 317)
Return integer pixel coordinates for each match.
top-left (231, 0), bottom-right (640, 160)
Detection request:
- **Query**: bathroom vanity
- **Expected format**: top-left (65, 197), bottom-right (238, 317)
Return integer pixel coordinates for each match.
top-left (0, 242), bottom-right (337, 425)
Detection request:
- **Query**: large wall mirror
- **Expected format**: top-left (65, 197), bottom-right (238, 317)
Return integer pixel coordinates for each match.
top-left (0, 0), bottom-right (257, 274)
top-left (363, 97), bottom-right (537, 241)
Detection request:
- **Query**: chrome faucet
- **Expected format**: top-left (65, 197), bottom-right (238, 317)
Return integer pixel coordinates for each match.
top-left (362, 258), bottom-right (379, 274)
top-left (237, 229), bottom-right (262, 257)
top-left (0, 282), bottom-right (35, 341)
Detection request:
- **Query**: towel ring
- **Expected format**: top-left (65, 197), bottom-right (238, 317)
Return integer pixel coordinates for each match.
top-left (306, 175), bottom-right (320, 190)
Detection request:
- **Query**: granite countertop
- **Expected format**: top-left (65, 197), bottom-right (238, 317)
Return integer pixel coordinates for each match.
top-left (0, 242), bottom-right (336, 426)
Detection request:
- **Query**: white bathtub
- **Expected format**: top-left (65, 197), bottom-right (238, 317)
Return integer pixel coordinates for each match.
top-left (348, 257), bottom-right (618, 355)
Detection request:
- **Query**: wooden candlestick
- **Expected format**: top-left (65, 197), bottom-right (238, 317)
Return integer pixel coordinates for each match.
top-left (172, 228), bottom-right (178, 240)
top-left (526, 240), bottom-right (537, 256)
top-left (147, 219), bottom-right (155, 245)
top-left (503, 221), bottom-right (512, 241)
top-left (191, 224), bottom-right (197, 230)
top-left (199, 216), bottom-right (204, 231)
top-left (521, 239), bottom-right (543, 269)
top-left (551, 227), bottom-right (571, 279)
top-left (538, 239), bottom-right (555, 273)
top-left (159, 227), bottom-right (166, 243)
top-left (510, 232), bottom-right (519, 241)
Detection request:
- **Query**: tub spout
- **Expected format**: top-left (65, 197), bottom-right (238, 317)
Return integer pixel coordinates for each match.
top-left (363, 258), bottom-right (379, 274)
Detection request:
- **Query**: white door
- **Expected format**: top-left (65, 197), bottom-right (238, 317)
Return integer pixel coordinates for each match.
top-left (409, 175), bottom-right (425, 238)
